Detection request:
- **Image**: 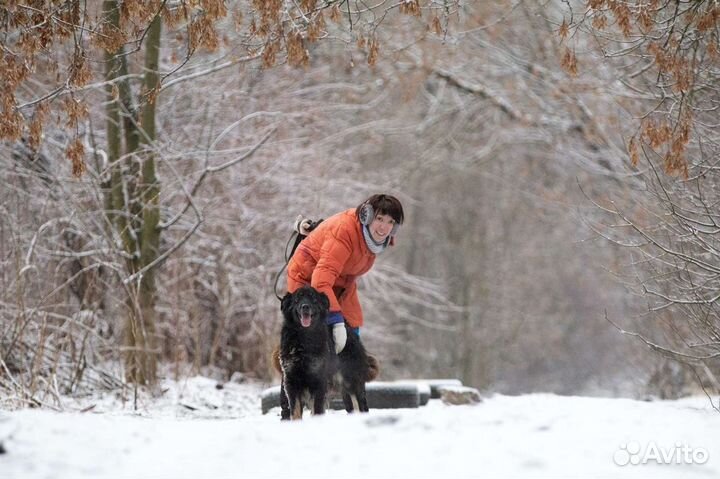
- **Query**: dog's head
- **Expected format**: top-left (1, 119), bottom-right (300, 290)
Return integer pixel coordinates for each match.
top-left (281, 286), bottom-right (330, 329)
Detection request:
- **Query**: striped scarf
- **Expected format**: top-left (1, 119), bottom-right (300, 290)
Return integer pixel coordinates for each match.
top-left (362, 224), bottom-right (390, 255)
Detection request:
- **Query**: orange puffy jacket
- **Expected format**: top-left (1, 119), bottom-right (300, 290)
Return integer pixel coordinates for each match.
top-left (287, 209), bottom-right (375, 328)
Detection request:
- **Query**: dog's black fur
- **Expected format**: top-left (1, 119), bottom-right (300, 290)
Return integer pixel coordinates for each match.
top-left (279, 286), bottom-right (331, 420)
top-left (279, 286), bottom-right (369, 420)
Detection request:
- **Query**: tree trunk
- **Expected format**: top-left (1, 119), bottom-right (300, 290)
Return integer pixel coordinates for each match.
top-left (101, 0), bottom-right (162, 385)
top-left (102, 1), bottom-right (123, 234)
top-left (125, 12), bottom-right (163, 385)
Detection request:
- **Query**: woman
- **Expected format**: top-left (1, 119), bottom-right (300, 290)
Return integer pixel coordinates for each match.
top-left (287, 194), bottom-right (404, 353)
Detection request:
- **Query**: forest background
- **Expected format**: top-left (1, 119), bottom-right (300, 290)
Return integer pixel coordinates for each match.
top-left (2, 0), bottom-right (720, 406)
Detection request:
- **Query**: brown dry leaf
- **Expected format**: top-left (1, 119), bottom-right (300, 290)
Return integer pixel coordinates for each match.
top-left (650, 42), bottom-right (679, 75)
top-left (642, 119), bottom-right (672, 149)
top-left (610, 2), bottom-right (632, 37)
top-left (163, 5), bottom-right (186, 28)
top-left (675, 112), bottom-right (692, 149)
top-left (66, 138), bottom-right (86, 178)
top-left (591, 14), bottom-right (607, 31)
top-left (0, 103), bottom-right (24, 141)
top-left (399, 0), bottom-right (421, 17)
top-left (69, 48), bottom-right (92, 87)
top-left (202, 0), bottom-right (228, 20)
top-left (188, 14), bottom-right (221, 52)
top-left (558, 18), bottom-right (569, 40)
top-left (253, 0), bottom-right (283, 34)
top-left (2, 55), bottom-right (31, 89)
top-left (262, 38), bottom-right (280, 68)
top-left (637, 6), bottom-right (653, 31)
top-left (672, 60), bottom-right (693, 93)
top-left (189, 16), bottom-right (205, 51)
top-left (708, 42), bottom-right (718, 61)
top-left (145, 85), bottom-right (160, 106)
top-left (560, 47), bottom-right (578, 77)
top-left (628, 136), bottom-right (639, 167)
top-left (663, 149), bottom-right (688, 179)
top-left (58, 0), bottom-right (81, 27)
top-left (28, 102), bottom-right (49, 150)
top-left (697, 7), bottom-right (719, 32)
top-left (93, 21), bottom-right (128, 54)
top-left (300, 0), bottom-right (317, 13)
top-left (307, 12), bottom-right (326, 42)
top-left (202, 25), bottom-right (220, 51)
top-left (368, 36), bottom-right (380, 67)
top-left (18, 30), bottom-right (40, 56)
top-left (431, 16), bottom-right (442, 35)
top-left (329, 4), bottom-right (341, 23)
top-left (63, 97), bottom-right (89, 129)
top-left (287, 32), bottom-right (309, 67)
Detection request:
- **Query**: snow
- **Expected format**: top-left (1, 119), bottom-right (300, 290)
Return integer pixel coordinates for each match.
top-left (1, 376), bottom-right (718, 479)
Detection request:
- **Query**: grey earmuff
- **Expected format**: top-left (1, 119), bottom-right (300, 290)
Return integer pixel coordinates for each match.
top-left (359, 203), bottom-right (374, 226)
top-left (359, 202), bottom-right (399, 236)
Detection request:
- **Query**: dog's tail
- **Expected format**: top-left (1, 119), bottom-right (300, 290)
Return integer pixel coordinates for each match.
top-left (271, 346), bottom-right (282, 374)
top-left (367, 354), bottom-right (379, 382)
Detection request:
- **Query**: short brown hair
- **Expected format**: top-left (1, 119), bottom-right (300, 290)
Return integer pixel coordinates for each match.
top-left (356, 194), bottom-right (404, 224)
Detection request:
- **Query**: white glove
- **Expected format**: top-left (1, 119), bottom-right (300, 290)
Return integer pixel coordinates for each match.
top-left (332, 323), bottom-right (347, 354)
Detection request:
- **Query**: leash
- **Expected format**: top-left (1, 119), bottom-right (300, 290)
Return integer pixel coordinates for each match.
top-left (272, 218), bottom-right (324, 301)
top-left (273, 231), bottom-right (300, 301)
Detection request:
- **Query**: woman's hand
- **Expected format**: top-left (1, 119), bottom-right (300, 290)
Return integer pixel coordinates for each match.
top-left (332, 323), bottom-right (347, 353)
top-left (326, 312), bottom-right (347, 353)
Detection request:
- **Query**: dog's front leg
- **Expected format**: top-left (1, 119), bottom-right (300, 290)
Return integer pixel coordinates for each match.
top-left (280, 378), bottom-right (291, 421)
top-left (283, 378), bottom-right (303, 420)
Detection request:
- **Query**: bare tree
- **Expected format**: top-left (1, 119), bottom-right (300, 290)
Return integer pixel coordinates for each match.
top-left (562, 0), bottom-right (720, 396)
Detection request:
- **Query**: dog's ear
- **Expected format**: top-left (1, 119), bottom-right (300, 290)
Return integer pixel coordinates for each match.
top-left (318, 291), bottom-right (330, 312)
top-left (281, 292), bottom-right (294, 317)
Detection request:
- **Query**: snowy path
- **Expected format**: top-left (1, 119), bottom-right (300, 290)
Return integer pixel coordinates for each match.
top-left (1, 380), bottom-right (718, 479)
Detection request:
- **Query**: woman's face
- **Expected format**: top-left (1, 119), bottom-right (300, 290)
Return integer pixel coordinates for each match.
top-left (369, 213), bottom-right (396, 243)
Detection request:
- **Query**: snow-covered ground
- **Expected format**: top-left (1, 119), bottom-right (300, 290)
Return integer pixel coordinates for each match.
top-left (1, 376), bottom-right (718, 479)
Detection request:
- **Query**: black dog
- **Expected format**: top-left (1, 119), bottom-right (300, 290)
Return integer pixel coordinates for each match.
top-left (279, 286), bottom-right (370, 420)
